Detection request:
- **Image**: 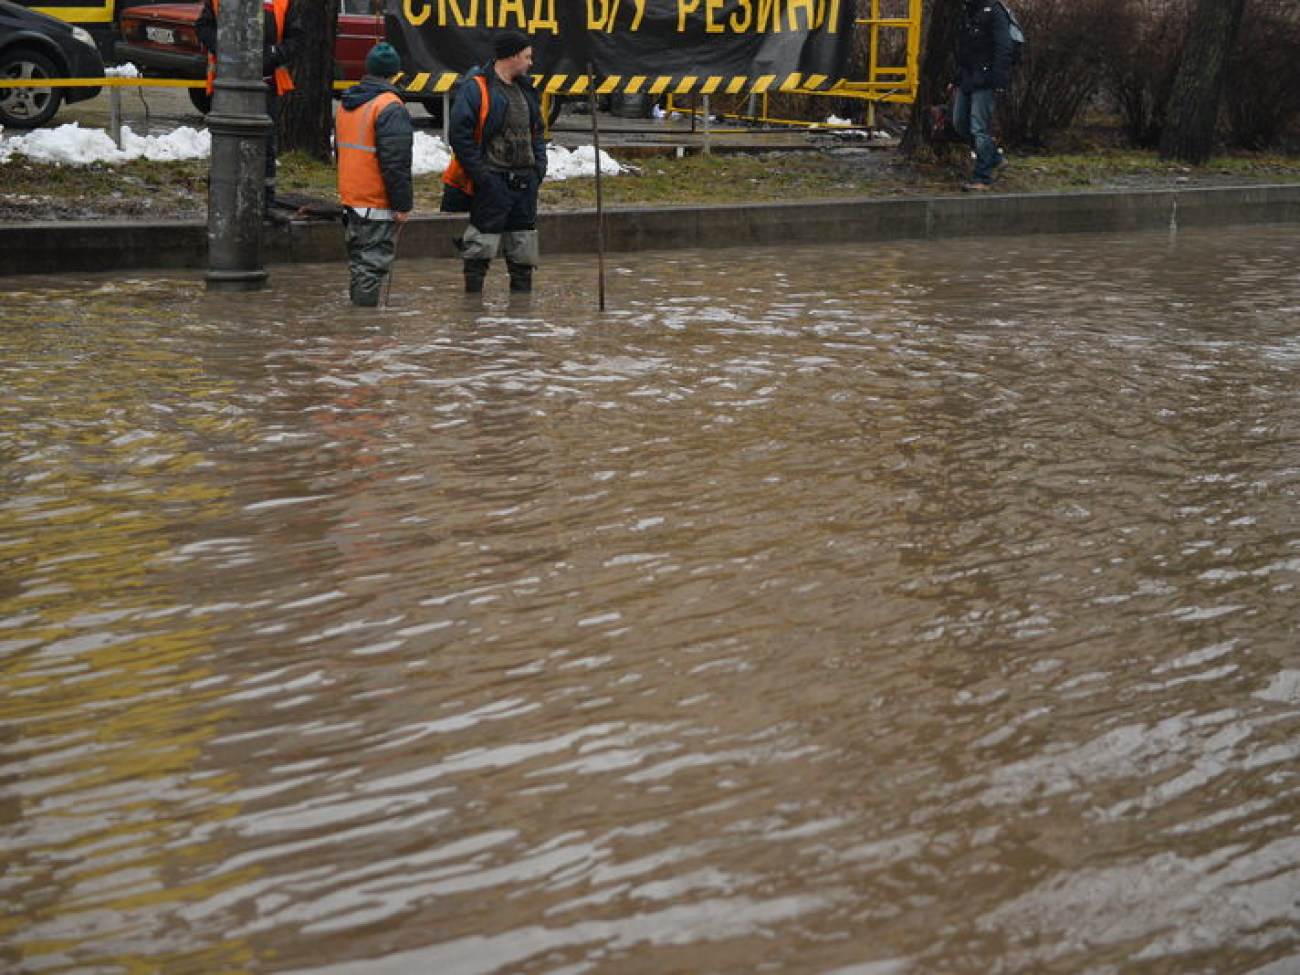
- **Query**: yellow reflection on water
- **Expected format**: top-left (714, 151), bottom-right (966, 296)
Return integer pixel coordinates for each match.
top-left (1, 286), bottom-right (260, 970)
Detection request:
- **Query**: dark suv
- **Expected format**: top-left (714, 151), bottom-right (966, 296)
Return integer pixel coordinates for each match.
top-left (0, 0), bottom-right (105, 127)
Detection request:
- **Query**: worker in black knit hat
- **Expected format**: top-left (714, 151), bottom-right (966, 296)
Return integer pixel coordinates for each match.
top-left (441, 30), bottom-right (548, 294)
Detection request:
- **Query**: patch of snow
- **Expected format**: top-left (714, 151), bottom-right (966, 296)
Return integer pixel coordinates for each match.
top-left (0, 121), bottom-right (624, 180)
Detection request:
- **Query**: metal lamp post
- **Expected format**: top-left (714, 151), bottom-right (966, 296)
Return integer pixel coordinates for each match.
top-left (205, 0), bottom-right (269, 292)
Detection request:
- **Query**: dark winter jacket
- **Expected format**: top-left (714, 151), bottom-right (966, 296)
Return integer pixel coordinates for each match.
top-left (447, 62), bottom-right (547, 188)
top-left (338, 78), bottom-right (414, 213)
top-left (196, 0), bottom-right (303, 79)
top-left (955, 0), bottom-right (1015, 93)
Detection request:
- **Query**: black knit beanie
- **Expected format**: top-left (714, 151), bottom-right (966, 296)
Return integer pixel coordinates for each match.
top-left (494, 30), bottom-right (531, 59)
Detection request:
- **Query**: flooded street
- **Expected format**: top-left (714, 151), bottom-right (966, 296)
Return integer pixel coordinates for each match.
top-left (3, 226), bottom-right (1299, 974)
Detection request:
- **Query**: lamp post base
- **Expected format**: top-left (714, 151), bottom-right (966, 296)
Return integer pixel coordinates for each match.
top-left (204, 267), bottom-right (269, 292)
top-left (205, 0), bottom-right (273, 293)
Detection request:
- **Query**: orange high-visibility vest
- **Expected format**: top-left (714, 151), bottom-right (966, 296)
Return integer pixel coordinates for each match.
top-left (440, 75), bottom-right (490, 196)
top-left (336, 92), bottom-right (404, 210)
top-left (206, 0), bottom-right (294, 96)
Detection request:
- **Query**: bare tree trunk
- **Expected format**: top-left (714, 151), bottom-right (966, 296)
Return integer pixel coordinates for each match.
top-left (279, 0), bottom-right (341, 161)
top-left (899, 0), bottom-right (965, 158)
top-left (1158, 0), bottom-right (1247, 165)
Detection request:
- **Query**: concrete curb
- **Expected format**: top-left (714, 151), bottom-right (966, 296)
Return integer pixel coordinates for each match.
top-left (3, 183), bottom-right (1298, 276)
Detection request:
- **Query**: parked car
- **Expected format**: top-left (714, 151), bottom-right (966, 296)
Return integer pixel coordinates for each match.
top-left (0, 0), bottom-right (105, 128)
top-left (14, 0), bottom-right (177, 60)
top-left (115, 0), bottom-right (392, 115)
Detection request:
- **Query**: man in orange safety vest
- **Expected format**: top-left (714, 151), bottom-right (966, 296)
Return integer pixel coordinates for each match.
top-left (442, 31), bottom-right (547, 294)
top-left (335, 43), bottom-right (413, 307)
top-left (197, 0), bottom-right (302, 218)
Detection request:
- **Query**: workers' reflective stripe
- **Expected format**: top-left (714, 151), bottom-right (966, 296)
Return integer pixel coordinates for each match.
top-left (336, 141), bottom-right (377, 153)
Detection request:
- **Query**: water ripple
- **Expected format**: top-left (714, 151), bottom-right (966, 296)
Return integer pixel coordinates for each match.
top-left (3, 228), bottom-right (1299, 973)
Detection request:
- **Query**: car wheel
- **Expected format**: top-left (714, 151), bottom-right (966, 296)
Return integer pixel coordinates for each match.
top-left (188, 87), bottom-right (211, 114)
top-left (0, 48), bottom-right (64, 129)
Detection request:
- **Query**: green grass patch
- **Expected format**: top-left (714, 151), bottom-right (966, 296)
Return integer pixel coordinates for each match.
top-left (3, 144), bottom-right (1299, 222)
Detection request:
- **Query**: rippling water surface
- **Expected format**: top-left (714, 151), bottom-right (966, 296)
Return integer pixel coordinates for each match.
top-left (3, 227), bottom-right (1299, 974)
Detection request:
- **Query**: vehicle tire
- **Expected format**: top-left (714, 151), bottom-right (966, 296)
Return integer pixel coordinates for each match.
top-left (0, 48), bottom-right (64, 129)
top-left (188, 87), bottom-right (211, 114)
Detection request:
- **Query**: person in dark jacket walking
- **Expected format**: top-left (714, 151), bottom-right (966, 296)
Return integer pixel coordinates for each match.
top-left (952, 0), bottom-right (1015, 191)
top-left (197, 0), bottom-right (303, 216)
top-left (335, 43), bottom-right (413, 307)
top-left (441, 30), bottom-right (548, 294)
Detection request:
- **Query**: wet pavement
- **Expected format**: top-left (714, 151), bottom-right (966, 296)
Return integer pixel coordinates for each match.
top-left (3, 227), bottom-right (1300, 974)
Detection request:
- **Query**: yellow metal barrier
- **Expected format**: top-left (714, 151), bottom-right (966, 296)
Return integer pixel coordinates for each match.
top-left (841, 0), bottom-right (921, 103)
top-left (662, 0), bottom-right (919, 129)
top-left (0, 76), bottom-right (189, 88)
top-left (0, 77), bottom-right (360, 90)
top-left (0, 76), bottom-right (438, 149)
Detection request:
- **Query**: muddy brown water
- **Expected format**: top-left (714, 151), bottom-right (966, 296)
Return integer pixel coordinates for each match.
top-left (2, 227), bottom-right (1299, 974)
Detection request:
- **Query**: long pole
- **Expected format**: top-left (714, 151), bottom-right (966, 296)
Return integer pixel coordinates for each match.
top-left (587, 63), bottom-right (606, 312)
top-left (382, 221), bottom-right (403, 308)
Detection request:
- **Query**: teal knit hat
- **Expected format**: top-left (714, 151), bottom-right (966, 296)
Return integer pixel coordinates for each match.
top-left (366, 43), bottom-right (402, 78)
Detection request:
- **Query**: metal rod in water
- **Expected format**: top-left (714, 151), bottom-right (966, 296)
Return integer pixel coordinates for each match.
top-left (587, 64), bottom-right (606, 312)
top-left (382, 222), bottom-right (403, 308)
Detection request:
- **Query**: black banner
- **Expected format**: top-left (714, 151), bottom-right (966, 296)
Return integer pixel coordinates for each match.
top-left (388, 0), bottom-right (855, 96)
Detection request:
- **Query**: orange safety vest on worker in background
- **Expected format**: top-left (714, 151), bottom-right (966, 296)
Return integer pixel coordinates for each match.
top-left (440, 75), bottom-right (489, 196)
top-left (206, 0), bottom-right (294, 96)
top-left (336, 92), bottom-right (404, 210)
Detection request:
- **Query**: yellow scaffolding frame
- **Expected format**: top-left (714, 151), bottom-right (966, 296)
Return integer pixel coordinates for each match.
top-left (839, 0), bottom-right (922, 104)
top-left (666, 0), bottom-right (920, 128)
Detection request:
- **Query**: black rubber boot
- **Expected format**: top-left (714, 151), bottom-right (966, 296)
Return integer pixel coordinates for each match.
top-left (463, 258), bottom-right (489, 294)
top-left (507, 260), bottom-right (533, 293)
top-left (350, 284), bottom-right (380, 307)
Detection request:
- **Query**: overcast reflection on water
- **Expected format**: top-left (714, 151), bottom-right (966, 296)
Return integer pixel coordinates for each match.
top-left (2, 226), bottom-right (1299, 975)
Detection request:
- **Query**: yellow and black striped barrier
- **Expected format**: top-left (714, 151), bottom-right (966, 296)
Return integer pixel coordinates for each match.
top-left (1, 74), bottom-right (897, 146)
top-left (4, 72), bottom-right (912, 101)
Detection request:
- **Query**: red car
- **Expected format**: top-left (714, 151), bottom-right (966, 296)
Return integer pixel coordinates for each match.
top-left (115, 0), bottom-right (385, 113)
